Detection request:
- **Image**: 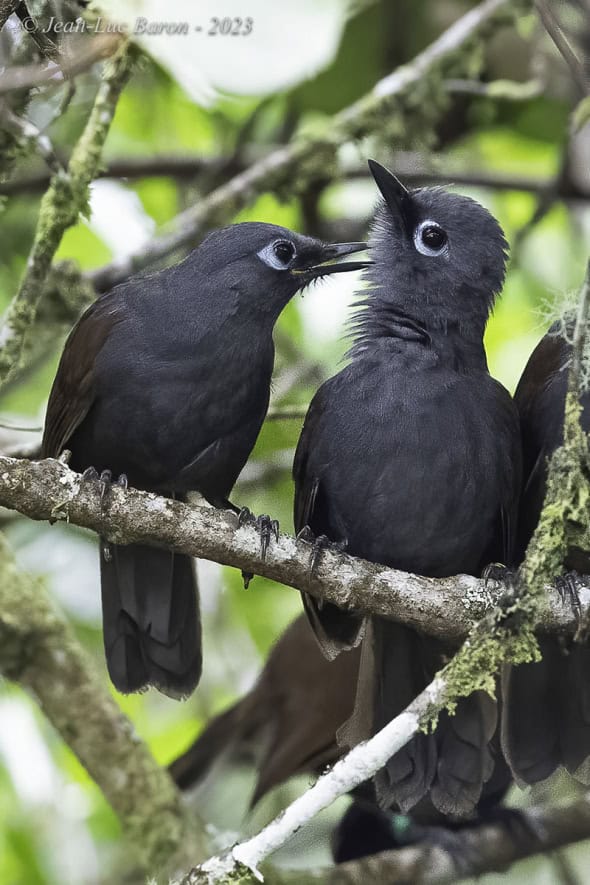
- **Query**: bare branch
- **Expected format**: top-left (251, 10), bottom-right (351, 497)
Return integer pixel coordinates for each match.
top-left (183, 676), bottom-right (447, 883)
top-left (0, 0), bottom-right (19, 31)
top-left (0, 32), bottom-right (123, 94)
top-left (570, 259), bottom-right (590, 393)
top-left (535, 0), bottom-right (589, 96)
top-left (178, 586), bottom-right (538, 881)
top-left (0, 454), bottom-right (583, 642)
top-left (14, 0), bottom-right (60, 60)
top-left (88, 0), bottom-right (515, 294)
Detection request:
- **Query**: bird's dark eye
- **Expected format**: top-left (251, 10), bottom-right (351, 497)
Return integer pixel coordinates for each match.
top-left (414, 221), bottom-right (448, 257)
top-left (273, 240), bottom-right (295, 265)
top-left (257, 239), bottom-right (296, 270)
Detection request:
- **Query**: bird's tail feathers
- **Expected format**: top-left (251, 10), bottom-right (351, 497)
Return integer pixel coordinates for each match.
top-left (339, 617), bottom-right (496, 816)
top-left (100, 542), bottom-right (201, 699)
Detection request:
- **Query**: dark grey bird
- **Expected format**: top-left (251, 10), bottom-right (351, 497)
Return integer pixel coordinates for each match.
top-left (502, 324), bottom-right (590, 786)
top-left (41, 223), bottom-right (367, 699)
top-left (293, 161), bottom-right (522, 817)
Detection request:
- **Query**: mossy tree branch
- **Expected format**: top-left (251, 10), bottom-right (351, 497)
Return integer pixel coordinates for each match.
top-left (0, 534), bottom-right (207, 876)
top-left (0, 452), bottom-right (584, 642)
top-left (0, 40), bottom-right (137, 385)
top-left (520, 263), bottom-right (590, 598)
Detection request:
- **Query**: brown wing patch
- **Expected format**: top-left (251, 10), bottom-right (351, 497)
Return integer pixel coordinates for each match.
top-left (514, 332), bottom-right (565, 424)
top-left (42, 296), bottom-right (121, 458)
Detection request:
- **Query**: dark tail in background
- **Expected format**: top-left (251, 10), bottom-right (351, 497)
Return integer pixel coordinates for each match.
top-left (340, 618), bottom-right (497, 817)
top-left (502, 636), bottom-right (590, 787)
top-left (100, 542), bottom-right (201, 698)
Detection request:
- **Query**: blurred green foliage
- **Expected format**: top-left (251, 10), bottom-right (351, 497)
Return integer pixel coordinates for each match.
top-left (0, 1), bottom-right (589, 883)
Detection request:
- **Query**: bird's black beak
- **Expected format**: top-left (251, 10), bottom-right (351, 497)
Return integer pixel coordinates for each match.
top-left (368, 159), bottom-right (415, 236)
top-left (296, 242), bottom-right (370, 281)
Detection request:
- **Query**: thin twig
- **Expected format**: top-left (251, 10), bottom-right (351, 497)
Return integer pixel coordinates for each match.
top-left (570, 259), bottom-right (590, 393)
top-left (14, 0), bottom-right (60, 60)
top-left (0, 0), bottom-right (19, 30)
top-left (535, 0), bottom-right (589, 96)
top-left (88, 0), bottom-right (515, 294)
top-left (193, 677), bottom-right (447, 881)
top-left (0, 32), bottom-right (123, 94)
top-left (3, 108), bottom-right (64, 174)
top-left (0, 41), bottom-right (137, 384)
top-left (266, 406), bottom-right (307, 421)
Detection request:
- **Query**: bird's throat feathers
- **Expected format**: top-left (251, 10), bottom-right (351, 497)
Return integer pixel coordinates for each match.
top-left (348, 208), bottom-right (501, 368)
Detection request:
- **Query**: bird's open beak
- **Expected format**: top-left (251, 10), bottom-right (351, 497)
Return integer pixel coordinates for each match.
top-left (297, 242), bottom-right (370, 281)
top-left (368, 159), bottom-right (415, 236)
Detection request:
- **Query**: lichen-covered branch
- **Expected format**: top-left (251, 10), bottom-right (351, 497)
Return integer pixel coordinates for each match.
top-left (181, 678), bottom-right (448, 884)
top-left (89, 0), bottom-right (516, 294)
top-left (520, 264), bottom-right (590, 598)
top-left (0, 534), bottom-right (207, 875)
top-left (0, 0), bottom-right (19, 31)
top-left (179, 599), bottom-right (536, 884)
top-left (225, 790), bottom-right (590, 885)
top-left (0, 453), bottom-right (583, 643)
top-left (0, 40), bottom-right (137, 384)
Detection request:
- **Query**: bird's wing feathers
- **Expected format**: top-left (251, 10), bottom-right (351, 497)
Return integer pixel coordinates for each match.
top-left (41, 296), bottom-right (121, 458)
top-left (293, 394), bottom-right (323, 535)
top-left (293, 384), bottom-right (365, 658)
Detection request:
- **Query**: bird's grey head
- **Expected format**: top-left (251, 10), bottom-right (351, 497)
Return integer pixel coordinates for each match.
top-left (195, 222), bottom-right (368, 318)
top-left (366, 160), bottom-right (509, 338)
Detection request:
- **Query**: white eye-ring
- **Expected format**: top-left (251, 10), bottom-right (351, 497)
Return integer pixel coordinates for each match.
top-left (257, 239), bottom-right (296, 270)
top-left (413, 220), bottom-right (448, 257)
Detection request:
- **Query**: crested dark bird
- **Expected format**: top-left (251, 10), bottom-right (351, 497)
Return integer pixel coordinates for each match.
top-left (502, 323), bottom-right (590, 786)
top-left (293, 161), bottom-right (521, 817)
top-left (41, 223), bottom-right (367, 699)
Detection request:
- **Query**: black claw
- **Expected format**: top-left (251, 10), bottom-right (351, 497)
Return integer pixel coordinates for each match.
top-left (99, 469), bottom-right (112, 504)
top-left (240, 509), bottom-right (279, 558)
top-left (257, 514), bottom-right (279, 560)
top-left (482, 562), bottom-right (515, 589)
top-left (81, 466), bottom-right (128, 512)
top-left (238, 506), bottom-right (253, 527)
top-left (309, 534), bottom-right (330, 574)
top-left (296, 525), bottom-right (316, 544)
top-left (234, 507), bottom-right (280, 583)
top-left (555, 570), bottom-right (583, 616)
top-left (242, 570), bottom-right (253, 589)
top-left (298, 526), bottom-right (347, 577)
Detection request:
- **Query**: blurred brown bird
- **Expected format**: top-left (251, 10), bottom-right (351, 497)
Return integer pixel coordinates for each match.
top-left (169, 614), bottom-right (359, 805)
top-left (170, 614), bottom-right (514, 862)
